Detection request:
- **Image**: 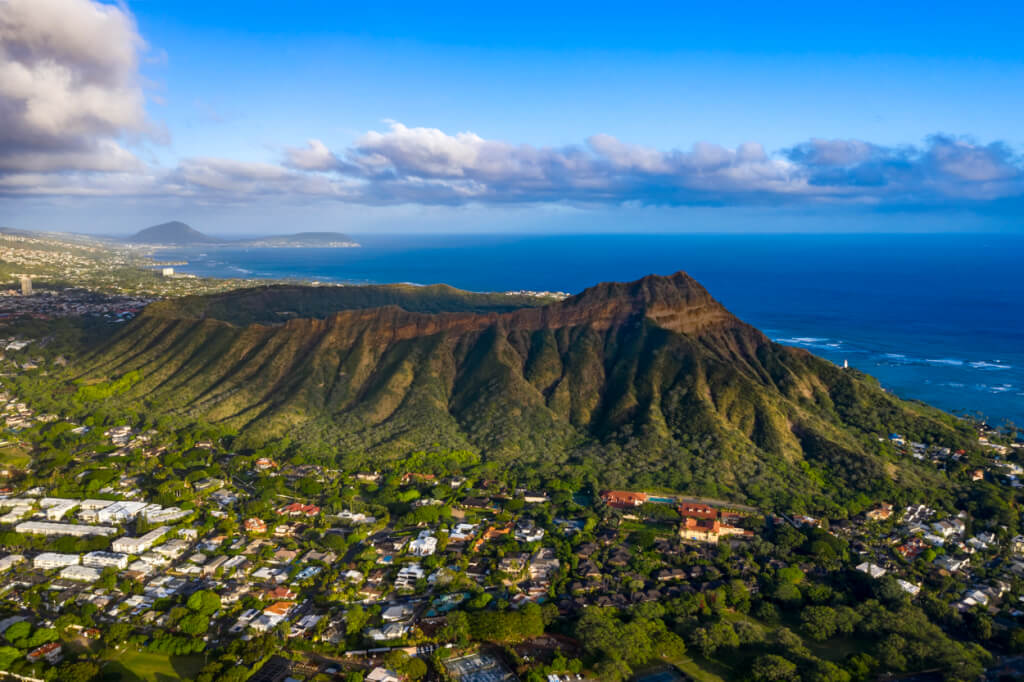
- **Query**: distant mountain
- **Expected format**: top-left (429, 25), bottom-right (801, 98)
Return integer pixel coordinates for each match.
top-left (128, 221), bottom-right (220, 245)
top-left (74, 272), bottom-right (973, 513)
top-left (126, 223), bottom-right (357, 247)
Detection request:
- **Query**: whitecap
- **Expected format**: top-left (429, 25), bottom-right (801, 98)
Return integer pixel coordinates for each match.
top-left (924, 358), bottom-right (964, 366)
top-left (968, 361), bottom-right (1012, 370)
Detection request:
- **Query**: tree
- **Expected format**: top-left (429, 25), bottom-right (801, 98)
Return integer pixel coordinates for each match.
top-left (876, 634), bottom-right (907, 672)
top-left (594, 658), bottom-right (632, 682)
top-left (178, 613), bottom-right (210, 636)
top-left (401, 657), bottom-right (427, 680)
top-left (56, 661), bottom-right (100, 682)
top-left (105, 622), bottom-right (131, 645)
top-left (187, 589), bottom-right (221, 615)
top-left (801, 605), bottom-right (838, 641)
top-left (0, 646), bottom-right (20, 670)
top-left (750, 654), bottom-right (798, 681)
top-left (23, 627), bottom-right (58, 649)
top-left (3, 621), bottom-right (30, 646)
top-left (1010, 628), bottom-right (1024, 653)
top-left (346, 605), bottom-right (369, 636)
top-left (772, 582), bottom-right (803, 608)
top-left (690, 622), bottom-right (738, 658)
top-left (575, 607), bottom-right (624, 661)
top-left (805, 660), bottom-right (851, 682)
top-left (383, 650), bottom-right (409, 670)
top-left (726, 579), bottom-right (751, 612)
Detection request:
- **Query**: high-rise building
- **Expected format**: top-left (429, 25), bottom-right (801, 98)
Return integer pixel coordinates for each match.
top-left (19, 276), bottom-right (32, 296)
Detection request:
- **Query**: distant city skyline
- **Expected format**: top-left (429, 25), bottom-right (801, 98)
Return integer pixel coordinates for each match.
top-left (1, 0), bottom-right (1023, 234)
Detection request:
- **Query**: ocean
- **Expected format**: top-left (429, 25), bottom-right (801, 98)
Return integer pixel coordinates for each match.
top-left (155, 233), bottom-right (1024, 428)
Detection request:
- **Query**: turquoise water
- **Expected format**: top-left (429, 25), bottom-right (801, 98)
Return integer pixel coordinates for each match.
top-left (157, 233), bottom-right (1024, 427)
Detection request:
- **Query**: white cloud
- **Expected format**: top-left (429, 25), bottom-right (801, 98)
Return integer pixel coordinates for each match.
top-left (284, 139), bottom-right (337, 171)
top-left (0, 0), bottom-right (151, 173)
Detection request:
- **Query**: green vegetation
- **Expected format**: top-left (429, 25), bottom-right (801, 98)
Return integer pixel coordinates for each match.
top-left (1, 256), bottom-right (1018, 682)
top-left (103, 650), bottom-right (204, 682)
top-left (30, 272), bottom-right (977, 514)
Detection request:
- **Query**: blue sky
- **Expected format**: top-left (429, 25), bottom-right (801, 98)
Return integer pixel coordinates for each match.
top-left (1, 0), bottom-right (1023, 234)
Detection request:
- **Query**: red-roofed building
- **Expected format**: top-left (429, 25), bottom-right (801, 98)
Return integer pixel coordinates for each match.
top-left (27, 642), bottom-right (62, 665)
top-left (278, 503), bottom-right (320, 517)
top-left (263, 600), bottom-right (295, 617)
top-left (244, 518), bottom-right (267, 533)
top-left (263, 585), bottom-right (297, 601)
top-left (401, 472), bottom-right (437, 484)
top-left (679, 517), bottom-right (750, 544)
top-left (602, 491), bottom-right (648, 508)
top-left (678, 503), bottom-right (717, 520)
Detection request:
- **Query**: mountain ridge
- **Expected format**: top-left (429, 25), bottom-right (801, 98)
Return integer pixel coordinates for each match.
top-left (73, 271), bottom-right (972, 513)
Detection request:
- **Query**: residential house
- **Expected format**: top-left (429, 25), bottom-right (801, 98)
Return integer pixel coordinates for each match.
top-left (601, 491), bottom-right (648, 508)
top-left (866, 503), bottom-right (894, 521)
top-left (514, 519), bottom-right (545, 543)
top-left (855, 562), bottom-right (887, 578)
top-left (26, 642), bottom-right (62, 665)
top-left (409, 531), bottom-right (438, 557)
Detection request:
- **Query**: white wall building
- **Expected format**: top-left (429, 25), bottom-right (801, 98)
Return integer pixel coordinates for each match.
top-left (34, 553), bottom-right (80, 569)
top-left (91, 501), bottom-right (148, 525)
top-left (83, 551), bottom-right (129, 570)
top-left (142, 505), bottom-right (189, 524)
top-left (112, 526), bottom-right (171, 554)
top-left (409, 531), bottom-right (437, 557)
top-left (16, 521), bottom-right (117, 538)
top-left (0, 555), bottom-right (24, 572)
top-left (59, 565), bottom-right (102, 582)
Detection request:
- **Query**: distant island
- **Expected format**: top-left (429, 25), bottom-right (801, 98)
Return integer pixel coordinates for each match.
top-left (126, 221), bottom-right (359, 248)
top-left (239, 232), bottom-right (361, 248)
top-left (127, 221), bottom-right (220, 245)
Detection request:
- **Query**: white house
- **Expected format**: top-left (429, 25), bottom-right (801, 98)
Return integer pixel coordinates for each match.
top-left (112, 526), bottom-right (170, 554)
top-left (409, 531), bottom-right (437, 557)
top-left (34, 553), bottom-right (80, 569)
top-left (0, 555), bottom-right (24, 572)
top-left (366, 668), bottom-right (400, 682)
top-left (16, 521), bottom-right (116, 538)
top-left (897, 579), bottom-right (921, 596)
top-left (59, 565), bottom-right (102, 582)
top-left (83, 551), bottom-right (129, 570)
top-left (855, 562), bottom-right (887, 578)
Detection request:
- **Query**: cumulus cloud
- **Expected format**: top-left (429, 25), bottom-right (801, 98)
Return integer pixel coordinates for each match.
top-left (165, 157), bottom-right (359, 200)
top-left (785, 134), bottom-right (1023, 200)
top-left (1, 0), bottom-right (1021, 215)
top-left (0, 0), bottom-right (151, 174)
top-left (306, 122), bottom-right (810, 205)
top-left (0, 0), bottom-right (1021, 214)
top-left (284, 139), bottom-right (338, 172)
top-left (272, 123), bottom-right (1015, 207)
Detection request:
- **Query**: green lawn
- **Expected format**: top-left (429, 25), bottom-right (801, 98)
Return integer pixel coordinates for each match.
top-left (102, 650), bottom-right (205, 682)
top-left (0, 445), bottom-right (31, 469)
top-left (665, 655), bottom-right (730, 682)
